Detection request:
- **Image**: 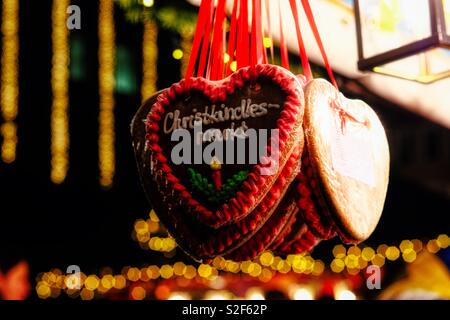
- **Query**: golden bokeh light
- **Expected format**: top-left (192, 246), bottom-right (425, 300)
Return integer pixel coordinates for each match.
top-left (361, 247), bottom-right (375, 261)
top-left (114, 275), bottom-right (127, 289)
top-left (385, 246), bottom-right (400, 261)
top-left (331, 258), bottom-right (345, 273)
top-left (160, 265), bottom-right (174, 279)
top-left (50, 0), bottom-right (70, 184)
top-left (437, 234), bottom-right (450, 249)
top-left (143, 0), bottom-right (154, 9)
top-left (98, 0), bottom-right (116, 187)
top-left (172, 49), bottom-right (184, 60)
top-left (180, 32), bottom-right (192, 77)
top-left (141, 20), bottom-right (158, 101)
top-left (131, 286), bottom-right (146, 300)
top-left (1, 0), bottom-right (19, 163)
top-left (84, 275), bottom-right (100, 291)
top-left (35, 233), bottom-right (448, 300)
top-left (402, 248), bottom-right (417, 263)
top-left (371, 254), bottom-right (385, 267)
top-left (332, 244), bottom-right (346, 258)
top-left (347, 246), bottom-right (361, 257)
top-left (426, 239), bottom-right (440, 253)
top-left (259, 251), bottom-right (274, 266)
top-left (80, 288), bottom-right (95, 300)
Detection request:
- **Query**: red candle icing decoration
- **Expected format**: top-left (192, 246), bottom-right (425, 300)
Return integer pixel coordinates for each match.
top-left (210, 157), bottom-right (222, 191)
top-left (278, 0), bottom-right (290, 70)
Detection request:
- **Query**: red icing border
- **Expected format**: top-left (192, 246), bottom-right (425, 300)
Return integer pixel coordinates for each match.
top-left (283, 230), bottom-right (319, 254)
top-left (202, 144), bottom-right (302, 259)
top-left (146, 64), bottom-right (304, 229)
top-left (296, 153), bottom-right (336, 240)
top-left (155, 141), bottom-right (302, 260)
top-left (226, 196), bottom-right (299, 261)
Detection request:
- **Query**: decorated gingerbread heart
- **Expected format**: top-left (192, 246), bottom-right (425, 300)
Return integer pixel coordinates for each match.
top-left (132, 64), bottom-right (305, 261)
top-left (294, 79), bottom-right (390, 244)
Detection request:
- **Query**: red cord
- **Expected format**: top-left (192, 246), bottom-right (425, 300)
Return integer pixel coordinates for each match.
top-left (301, 0), bottom-right (338, 88)
top-left (289, 0), bottom-right (312, 81)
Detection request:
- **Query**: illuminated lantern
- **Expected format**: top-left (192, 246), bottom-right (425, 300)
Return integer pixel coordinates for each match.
top-left (355, 0), bottom-right (450, 83)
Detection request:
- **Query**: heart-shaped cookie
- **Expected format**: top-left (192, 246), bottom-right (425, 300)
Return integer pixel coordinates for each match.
top-left (298, 79), bottom-right (390, 243)
top-left (145, 65), bottom-right (304, 229)
top-left (132, 64), bottom-right (305, 261)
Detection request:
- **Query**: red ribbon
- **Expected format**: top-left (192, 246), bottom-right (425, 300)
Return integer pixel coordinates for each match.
top-left (278, 0), bottom-right (290, 70)
top-left (185, 0), bottom-right (337, 90)
top-left (185, 0), bottom-right (213, 80)
top-left (198, 2), bottom-right (215, 78)
top-left (209, 0), bottom-right (227, 80)
top-left (250, 0), bottom-right (263, 67)
top-left (301, 0), bottom-right (337, 88)
top-left (237, 0), bottom-right (249, 69)
top-left (225, 0), bottom-right (239, 76)
top-left (265, 0), bottom-right (274, 64)
top-left (289, 0), bottom-right (312, 81)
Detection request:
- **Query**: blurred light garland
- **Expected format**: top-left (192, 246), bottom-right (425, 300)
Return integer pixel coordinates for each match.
top-left (141, 20), bottom-right (158, 101)
top-left (1, 0), bottom-right (19, 164)
top-left (98, 0), bottom-right (116, 187)
top-left (50, 0), bottom-right (70, 184)
top-left (180, 31), bottom-right (192, 78)
top-left (116, 0), bottom-right (197, 37)
top-left (36, 208), bottom-right (449, 299)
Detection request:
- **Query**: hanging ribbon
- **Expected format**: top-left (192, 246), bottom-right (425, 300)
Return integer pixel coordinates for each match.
top-left (301, 0), bottom-right (337, 88)
top-left (260, 0), bottom-right (268, 64)
top-left (185, 0), bottom-right (213, 80)
top-left (278, 0), bottom-right (290, 70)
top-left (198, 2), bottom-right (215, 78)
top-left (225, 0), bottom-right (239, 76)
top-left (186, 0), bottom-right (337, 88)
top-left (264, 0), bottom-right (274, 64)
top-left (250, 0), bottom-right (263, 66)
top-left (289, 0), bottom-right (312, 81)
top-left (236, 0), bottom-right (249, 69)
top-left (209, 0), bottom-right (227, 80)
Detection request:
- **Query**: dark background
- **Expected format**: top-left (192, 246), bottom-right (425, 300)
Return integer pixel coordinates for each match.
top-left (0, 0), bottom-right (449, 285)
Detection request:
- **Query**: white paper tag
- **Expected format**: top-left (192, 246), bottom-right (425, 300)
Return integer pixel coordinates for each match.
top-left (330, 115), bottom-right (376, 187)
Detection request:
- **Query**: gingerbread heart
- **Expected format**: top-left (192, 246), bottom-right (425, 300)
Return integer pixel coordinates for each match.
top-left (132, 64), bottom-right (305, 261)
top-left (170, 142), bottom-right (303, 261)
top-left (298, 79), bottom-right (390, 243)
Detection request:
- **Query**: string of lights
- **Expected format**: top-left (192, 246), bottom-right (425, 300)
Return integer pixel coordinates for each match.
top-left (98, 0), bottom-right (116, 188)
top-left (180, 31), bottom-right (192, 78)
top-left (36, 208), bottom-right (449, 300)
top-left (35, 231), bottom-right (449, 300)
top-left (141, 20), bottom-right (158, 101)
top-left (133, 210), bottom-right (449, 273)
top-left (0, 0), bottom-right (19, 164)
top-left (50, 0), bottom-right (71, 184)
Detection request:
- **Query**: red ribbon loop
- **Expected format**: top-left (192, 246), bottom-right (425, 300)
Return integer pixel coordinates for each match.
top-left (209, 0), bottom-right (227, 80)
top-left (289, 0), bottom-right (312, 81)
top-left (237, 0), bottom-right (250, 70)
top-left (301, 0), bottom-right (338, 88)
top-left (226, 0), bottom-right (239, 76)
top-left (278, 0), bottom-right (290, 70)
top-left (185, 0), bottom-right (213, 81)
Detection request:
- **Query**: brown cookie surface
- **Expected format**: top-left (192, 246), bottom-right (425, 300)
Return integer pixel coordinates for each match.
top-left (304, 79), bottom-right (390, 242)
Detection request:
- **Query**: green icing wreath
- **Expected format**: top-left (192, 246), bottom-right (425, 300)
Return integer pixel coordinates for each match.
top-left (188, 168), bottom-right (249, 205)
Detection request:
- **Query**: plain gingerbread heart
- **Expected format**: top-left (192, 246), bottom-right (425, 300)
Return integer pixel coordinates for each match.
top-left (304, 79), bottom-right (390, 243)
